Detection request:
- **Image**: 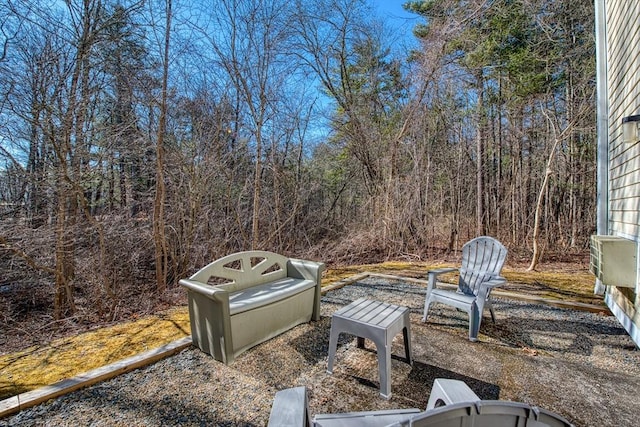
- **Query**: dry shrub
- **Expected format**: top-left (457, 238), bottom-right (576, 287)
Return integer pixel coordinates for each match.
top-left (310, 227), bottom-right (427, 266)
top-left (309, 217), bottom-right (472, 267)
top-left (0, 214), bottom-right (169, 352)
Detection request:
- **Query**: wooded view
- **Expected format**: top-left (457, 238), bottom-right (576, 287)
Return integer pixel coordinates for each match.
top-left (0, 0), bottom-right (595, 337)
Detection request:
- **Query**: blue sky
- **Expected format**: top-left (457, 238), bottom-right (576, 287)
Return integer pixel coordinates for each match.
top-left (374, 0), bottom-right (414, 20)
top-left (371, 0), bottom-right (420, 48)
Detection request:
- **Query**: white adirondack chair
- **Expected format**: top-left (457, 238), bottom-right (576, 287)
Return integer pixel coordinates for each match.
top-left (422, 236), bottom-right (508, 341)
top-left (267, 379), bottom-right (574, 427)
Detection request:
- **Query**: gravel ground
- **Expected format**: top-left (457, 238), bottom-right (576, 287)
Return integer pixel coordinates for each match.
top-left (2, 277), bottom-right (639, 427)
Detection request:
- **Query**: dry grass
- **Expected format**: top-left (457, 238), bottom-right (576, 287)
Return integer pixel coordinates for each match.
top-left (0, 308), bottom-right (190, 399)
top-left (327, 261), bottom-right (598, 304)
top-left (0, 261), bottom-right (599, 402)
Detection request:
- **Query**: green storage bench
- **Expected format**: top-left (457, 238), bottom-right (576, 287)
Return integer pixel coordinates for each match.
top-left (179, 251), bottom-right (325, 364)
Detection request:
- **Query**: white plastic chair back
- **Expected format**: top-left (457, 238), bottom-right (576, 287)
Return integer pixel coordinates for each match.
top-left (409, 401), bottom-right (573, 427)
top-left (458, 237), bottom-right (507, 296)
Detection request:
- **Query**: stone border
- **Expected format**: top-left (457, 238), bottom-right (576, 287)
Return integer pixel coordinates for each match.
top-left (0, 337), bottom-right (192, 418)
top-left (0, 272), bottom-right (608, 418)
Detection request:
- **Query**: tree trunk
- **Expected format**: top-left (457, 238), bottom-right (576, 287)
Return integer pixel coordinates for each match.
top-left (54, 173), bottom-right (76, 319)
top-left (475, 72), bottom-right (485, 236)
top-left (153, 0), bottom-right (171, 292)
top-left (527, 166), bottom-right (552, 271)
top-left (251, 125), bottom-right (262, 250)
top-left (527, 106), bottom-right (567, 271)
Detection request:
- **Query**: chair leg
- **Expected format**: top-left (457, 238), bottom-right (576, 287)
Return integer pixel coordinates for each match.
top-left (468, 302), bottom-right (480, 342)
top-left (484, 298), bottom-right (497, 323)
top-left (422, 295), bottom-right (433, 322)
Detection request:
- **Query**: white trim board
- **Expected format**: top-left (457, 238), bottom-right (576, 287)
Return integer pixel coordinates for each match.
top-left (605, 293), bottom-right (640, 347)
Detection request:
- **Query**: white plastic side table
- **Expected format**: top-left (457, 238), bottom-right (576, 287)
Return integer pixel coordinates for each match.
top-left (326, 298), bottom-right (413, 399)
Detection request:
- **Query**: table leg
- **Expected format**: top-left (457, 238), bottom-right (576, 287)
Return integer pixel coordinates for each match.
top-left (327, 328), bottom-right (340, 374)
top-left (403, 311), bottom-right (413, 365)
top-left (376, 338), bottom-right (392, 399)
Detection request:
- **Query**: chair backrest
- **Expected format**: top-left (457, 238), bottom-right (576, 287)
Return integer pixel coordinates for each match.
top-left (190, 250), bottom-right (289, 291)
top-left (458, 236), bottom-right (507, 296)
top-left (407, 401), bottom-right (573, 427)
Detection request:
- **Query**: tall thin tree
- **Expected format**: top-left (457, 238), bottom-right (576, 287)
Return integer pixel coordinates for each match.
top-left (153, 0), bottom-right (171, 292)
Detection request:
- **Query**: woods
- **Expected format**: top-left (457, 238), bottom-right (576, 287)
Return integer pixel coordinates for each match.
top-left (0, 0), bottom-right (596, 329)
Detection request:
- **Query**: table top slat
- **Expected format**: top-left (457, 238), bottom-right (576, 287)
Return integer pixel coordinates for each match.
top-left (372, 305), bottom-right (406, 329)
top-left (358, 302), bottom-right (395, 325)
top-left (333, 298), bottom-right (408, 330)
top-left (335, 297), bottom-right (378, 319)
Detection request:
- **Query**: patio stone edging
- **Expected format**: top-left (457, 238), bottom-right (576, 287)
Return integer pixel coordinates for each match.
top-left (0, 337), bottom-right (192, 418)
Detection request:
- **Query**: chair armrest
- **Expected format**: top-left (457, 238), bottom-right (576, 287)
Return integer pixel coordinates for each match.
top-left (481, 276), bottom-right (506, 289)
top-left (288, 259), bottom-right (326, 321)
top-left (428, 267), bottom-right (459, 276)
top-left (477, 277), bottom-right (506, 301)
top-left (268, 387), bottom-right (310, 427)
top-left (426, 378), bottom-right (480, 409)
top-left (178, 279), bottom-right (229, 302)
top-left (288, 258), bottom-right (326, 282)
top-left (426, 268), bottom-right (459, 293)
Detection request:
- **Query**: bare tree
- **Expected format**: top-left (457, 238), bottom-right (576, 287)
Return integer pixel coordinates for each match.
top-left (198, 0), bottom-right (300, 249)
top-left (151, 0), bottom-right (171, 292)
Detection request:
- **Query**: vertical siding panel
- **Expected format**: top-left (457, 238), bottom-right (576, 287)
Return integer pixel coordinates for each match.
top-left (608, 2), bottom-right (640, 238)
top-left (605, 0), bottom-right (640, 347)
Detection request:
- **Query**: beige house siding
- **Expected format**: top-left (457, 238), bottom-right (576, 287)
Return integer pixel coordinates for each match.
top-left (598, 0), bottom-right (640, 346)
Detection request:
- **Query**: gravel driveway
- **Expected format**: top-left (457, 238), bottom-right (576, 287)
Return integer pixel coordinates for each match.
top-left (2, 277), bottom-right (638, 427)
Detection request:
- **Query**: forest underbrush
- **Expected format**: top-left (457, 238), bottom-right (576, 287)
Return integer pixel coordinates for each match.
top-left (0, 220), bottom-right (599, 354)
